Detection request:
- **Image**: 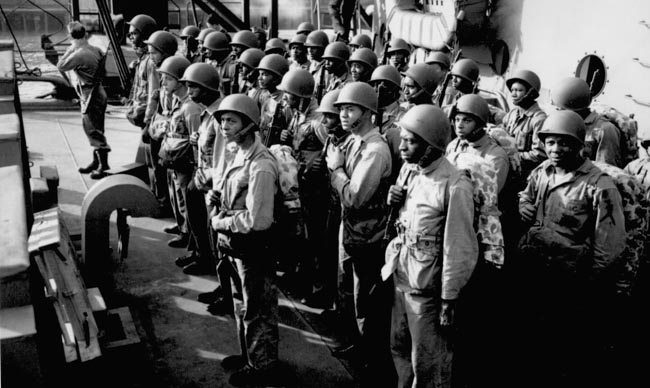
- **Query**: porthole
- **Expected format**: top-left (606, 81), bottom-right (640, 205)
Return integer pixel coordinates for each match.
top-left (575, 54), bottom-right (607, 97)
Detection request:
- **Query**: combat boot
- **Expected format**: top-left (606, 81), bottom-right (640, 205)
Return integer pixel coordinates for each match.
top-left (90, 149), bottom-right (110, 179)
top-left (78, 150), bottom-right (99, 174)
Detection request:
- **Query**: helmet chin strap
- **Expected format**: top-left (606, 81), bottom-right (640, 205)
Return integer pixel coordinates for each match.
top-left (407, 87), bottom-right (425, 103)
top-left (349, 109), bottom-right (370, 131)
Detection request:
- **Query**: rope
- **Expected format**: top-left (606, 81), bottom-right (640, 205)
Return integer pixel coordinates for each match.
top-left (0, 4), bottom-right (41, 76)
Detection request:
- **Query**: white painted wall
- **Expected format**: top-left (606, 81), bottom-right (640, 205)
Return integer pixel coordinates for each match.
top-left (494, 0), bottom-right (650, 137)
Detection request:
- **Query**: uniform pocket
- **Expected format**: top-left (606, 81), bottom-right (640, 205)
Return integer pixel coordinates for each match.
top-left (406, 236), bottom-right (441, 291)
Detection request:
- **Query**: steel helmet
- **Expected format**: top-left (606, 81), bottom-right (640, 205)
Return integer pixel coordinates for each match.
top-left (179, 63), bottom-right (221, 92)
top-left (425, 51), bottom-right (450, 70)
top-left (347, 47), bottom-right (378, 70)
top-left (305, 30), bottom-right (329, 48)
top-left (159, 55), bottom-right (191, 79)
top-left (349, 33), bottom-right (372, 49)
top-left (197, 27), bottom-right (216, 42)
top-left (322, 41), bottom-right (350, 62)
top-left (213, 94), bottom-right (261, 126)
top-left (230, 30), bottom-right (258, 49)
top-left (387, 38), bottom-right (410, 55)
top-left (506, 69), bottom-right (541, 93)
top-left (551, 77), bottom-right (592, 111)
top-left (538, 110), bottom-right (586, 145)
top-left (203, 31), bottom-right (230, 51)
top-left (144, 31), bottom-right (178, 56)
top-left (296, 22), bottom-right (316, 35)
top-left (265, 37), bottom-right (286, 54)
top-left (278, 68), bottom-right (315, 98)
top-left (127, 14), bottom-right (157, 39)
top-left (397, 105), bottom-right (451, 151)
top-left (180, 25), bottom-right (200, 39)
top-left (451, 94), bottom-right (490, 125)
top-left (256, 53), bottom-right (290, 78)
top-left (334, 82), bottom-right (378, 113)
top-left (316, 89), bottom-right (341, 115)
top-left (370, 65), bottom-right (402, 89)
top-left (289, 34), bottom-right (307, 48)
top-left (238, 48), bottom-right (265, 69)
top-left (451, 58), bottom-right (479, 83)
top-left (404, 63), bottom-right (439, 96)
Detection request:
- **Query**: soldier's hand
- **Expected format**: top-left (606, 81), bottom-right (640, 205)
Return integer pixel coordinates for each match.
top-left (519, 203), bottom-right (536, 223)
top-left (189, 131), bottom-right (199, 146)
top-left (211, 210), bottom-right (227, 231)
top-left (206, 189), bottom-right (221, 206)
top-left (387, 185), bottom-right (406, 206)
top-left (326, 144), bottom-right (344, 171)
top-left (311, 157), bottom-right (324, 174)
top-left (280, 129), bottom-right (292, 144)
top-left (439, 300), bottom-right (455, 328)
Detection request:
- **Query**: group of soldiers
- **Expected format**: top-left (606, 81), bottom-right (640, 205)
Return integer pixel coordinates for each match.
top-left (59, 14), bottom-right (650, 388)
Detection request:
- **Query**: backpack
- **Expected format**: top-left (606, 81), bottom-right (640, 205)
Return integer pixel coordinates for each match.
top-left (591, 103), bottom-right (640, 166)
top-left (446, 152), bottom-right (505, 268)
top-left (268, 144), bottom-right (306, 240)
top-left (591, 162), bottom-right (650, 297)
top-left (486, 124), bottom-right (521, 175)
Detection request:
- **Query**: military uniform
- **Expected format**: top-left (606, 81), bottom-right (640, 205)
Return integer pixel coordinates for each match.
top-left (518, 158), bottom-right (626, 386)
top-left (259, 95), bottom-right (292, 147)
top-left (289, 58), bottom-right (312, 71)
top-left (382, 157), bottom-right (478, 388)
top-left (126, 49), bottom-right (150, 128)
top-left (446, 134), bottom-right (510, 194)
top-left (214, 136), bottom-right (280, 371)
top-left (289, 99), bottom-right (329, 297)
top-left (583, 111), bottom-right (623, 168)
top-left (501, 101), bottom-right (548, 177)
top-left (330, 126), bottom-right (392, 357)
top-left (625, 156), bottom-right (650, 192)
top-left (57, 39), bottom-right (109, 151)
top-left (375, 101), bottom-right (406, 182)
top-left (325, 71), bottom-right (350, 93)
top-left (312, 62), bottom-right (330, 102)
top-left (164, 92), bottom-right (202, 239)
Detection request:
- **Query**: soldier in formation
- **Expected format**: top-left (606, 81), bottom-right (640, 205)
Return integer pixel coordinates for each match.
top-left (113, 16), bottom-right (647, 388)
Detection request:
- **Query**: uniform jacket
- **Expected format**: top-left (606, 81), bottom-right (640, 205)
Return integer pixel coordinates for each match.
top-left (325, 71), bottom-right (350, 93)
top-left (447, 133), bottom-right (510, 193)
top-left (625, 156), bottom-right (650, 192)
top-left (56, 39), bottom-right (106, 113)
top-left (382, 157), bottom-right (478, 299)
top-left (290, 99), bottom-right (328, 184)
top-left (501, 101), bottom-right (547, 173)
top-left (518, 159), bottom-right (626, 280)
top-left (583, 111), bottom-right (623, 168)
top-left (218, 137), bottom-right (278, 234)
top-left (330, 127), bottom-right (392, 249)
top-left (259, 92), bottom-right (292, 147)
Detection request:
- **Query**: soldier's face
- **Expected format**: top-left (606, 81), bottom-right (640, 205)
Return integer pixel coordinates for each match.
top-left (290, 44), bottom-right (305, 60)
top-left (399, 128), bottom-right (428, 163)
top-left (510, 82), bottom-right (528, 104)
top-left (322, 112), bottom-right (340, 131)
top-left (307, 47), bottom-right (323, 61)
top-left (220, 112), bottom-right (249, 143)
top-left (148, 46), bottom-right (165, 66)
top-left (282, 92), bottom-right (300, 109)
top-left (350, 62), bottom-right (367, 82)
top-left (451, 75), bottom-right (464, 90)
top-left (128, 26), bottom-right (143, 47)
top-left (339, 104), bottom-right (365, 133)
top-left (187, 82), bottom-right (207, 104)
top-left (454, 113), bottom-right (480, 139)
top-left (324, 59), bottom-right (339, 72)
top-left (258, 70), bottom-right (278, 89)
top-left (402, 76), bottom-right (420, 101)
top-left (161, 73), bottom-right (179, 93)
top-left (544, 135), bottom-right (580, 167)
top-left (389, 52), bottom-right (406, 67)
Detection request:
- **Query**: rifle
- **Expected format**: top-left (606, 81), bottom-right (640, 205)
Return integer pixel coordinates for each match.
top-left (380, 29), bottom-right (392, 65)
top-left (382, 169), bottom-right (414, 245)
top-left (230, 61), bottom-right (241, 95)
top-left (437, 49), bottom-right (462, 107)
top-left (265, 99), bottom-right (284, 147)
top-left (315, 65), bottom-right (326, 104)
